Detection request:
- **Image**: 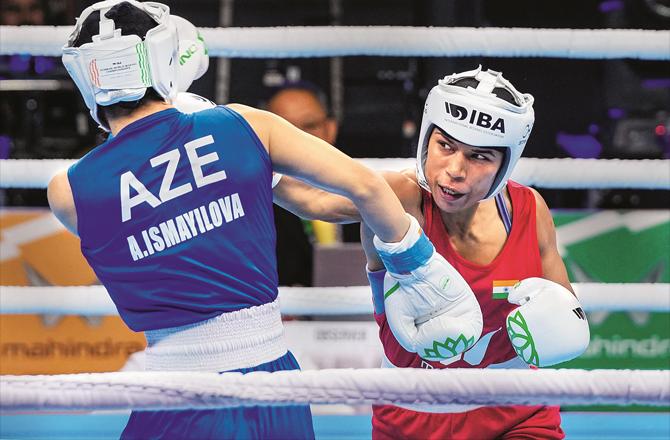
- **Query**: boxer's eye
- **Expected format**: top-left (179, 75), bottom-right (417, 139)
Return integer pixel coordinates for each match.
top-left (437, 141), bottom-right (453, 151)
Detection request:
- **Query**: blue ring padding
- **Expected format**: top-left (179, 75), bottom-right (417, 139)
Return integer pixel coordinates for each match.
top-left (377, 232), bottom-right (434, 273)
top-left (1, 412), bottom-right (669, 439)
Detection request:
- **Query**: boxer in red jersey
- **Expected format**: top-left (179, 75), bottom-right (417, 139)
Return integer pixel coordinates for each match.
top-left (273, 66), bottom-right (589, 439)
top-left (356, 67), bottom-right (589, 440)
top-left (182, 66), bottom-right (590, 439)
top-left (363, 176), bottom-right (567, 439)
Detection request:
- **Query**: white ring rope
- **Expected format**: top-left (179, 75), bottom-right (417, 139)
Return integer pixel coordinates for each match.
top-left (1, 26), bottom-right (668, 59)
top-left (2, 158), bottom-right (669, 189)
top-left (1, 283), bottom-right (668, 316)
top-left (1, 369), bottom-right (668, 412)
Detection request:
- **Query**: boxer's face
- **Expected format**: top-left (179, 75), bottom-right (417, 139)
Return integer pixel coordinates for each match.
top-left (424, 127), bottom-right (503, 212)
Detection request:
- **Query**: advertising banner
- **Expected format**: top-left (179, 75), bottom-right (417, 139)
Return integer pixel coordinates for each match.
top-left (1, 209), bottom-right (668, 374)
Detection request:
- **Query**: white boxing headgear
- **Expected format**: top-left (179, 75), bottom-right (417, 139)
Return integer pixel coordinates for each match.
top-left (172, 15), bottom-right (209, 92)
top-left (416, 66), bottom-right (535, 199)
top-left (62, 1), bottom-right (179, 131)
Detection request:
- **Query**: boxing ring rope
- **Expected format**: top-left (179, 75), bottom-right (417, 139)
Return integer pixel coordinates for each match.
top-left (1, 369), bottom-right (668, 411)
top-left (1, 158), bottom-right (670, 189)
top-left (2, 25), bottom-right (668, 191)
top-left (1, 284), bottom-right (668, 316)
top-left (1, 26), bottom-right (669, 59)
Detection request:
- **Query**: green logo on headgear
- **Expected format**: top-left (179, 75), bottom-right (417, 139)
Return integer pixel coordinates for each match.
top-left (179, 44), bottom-right (199, 66)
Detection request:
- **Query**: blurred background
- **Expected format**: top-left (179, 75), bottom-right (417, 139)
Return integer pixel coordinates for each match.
top-left (1, 0), bottom-right (668, 210)
top-left (0, 0), bottom-right (668, 387)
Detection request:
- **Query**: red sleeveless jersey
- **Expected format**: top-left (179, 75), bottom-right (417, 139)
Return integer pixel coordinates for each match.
top-left (372, 182), bottom-right (563, 440)
top-left (376, 180), bottom-right (543, 369)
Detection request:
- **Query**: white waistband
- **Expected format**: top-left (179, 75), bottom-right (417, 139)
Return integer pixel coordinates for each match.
top-left (144, 300), bottom-right (287, 372)
top-left (380, 354), bottom-right (528, 413)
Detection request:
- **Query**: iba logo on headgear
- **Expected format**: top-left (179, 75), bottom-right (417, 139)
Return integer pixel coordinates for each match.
top-left (444, 102), bottom-right (505, 133)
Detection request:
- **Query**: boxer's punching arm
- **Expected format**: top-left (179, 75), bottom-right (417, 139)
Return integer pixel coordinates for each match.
top-left (361, 170), bottom-right (420, 271)
top-left (273, 169), bottom-right (418, 225)
top-left (230, 104), bottom-right (409, 243)
top-left (362, 170), bottom-right (424, 293)
top-left (175, 91), bottom-right (389, 226)
top-left (273, 176), bottom-right (360, 224)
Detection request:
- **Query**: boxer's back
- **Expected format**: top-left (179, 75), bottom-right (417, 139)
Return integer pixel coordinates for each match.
top-left (68, 106), bottom-right (277, 331)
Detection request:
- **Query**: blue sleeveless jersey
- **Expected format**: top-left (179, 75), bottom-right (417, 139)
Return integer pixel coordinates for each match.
top-left (68, 107), bottom-right (277, 331)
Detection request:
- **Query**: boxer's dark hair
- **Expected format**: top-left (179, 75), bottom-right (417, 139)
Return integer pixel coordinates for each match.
top-left (452, 77), bottom-right (518, 106)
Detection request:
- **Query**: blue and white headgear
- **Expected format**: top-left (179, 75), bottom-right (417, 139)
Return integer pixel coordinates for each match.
top-left (62, 1), bottom-right (179, 131)
top-left (416, 66), bottom-right (535, 199)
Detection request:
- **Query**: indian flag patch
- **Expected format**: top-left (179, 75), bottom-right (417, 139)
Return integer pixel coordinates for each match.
top-left (492, 279), bottom-right (519, 300)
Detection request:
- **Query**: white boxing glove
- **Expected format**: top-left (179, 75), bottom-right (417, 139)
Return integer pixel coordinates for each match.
top-left (506, 277), bottom-right (590, 367)
top-left (172, 15), bottom-right (209, 92)
top-left (374, 214), bottom-right (483, 361)
top-left (173, 92), bottom-right (216, 113)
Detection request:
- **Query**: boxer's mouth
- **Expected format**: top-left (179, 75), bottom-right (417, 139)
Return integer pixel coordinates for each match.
top-left (438, 184), bottom-right (465, 200)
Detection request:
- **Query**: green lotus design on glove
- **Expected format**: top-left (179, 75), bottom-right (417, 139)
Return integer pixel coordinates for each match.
top-left (423, 333), bottom-right (475, 360)
top-left (506, 310), bottom-right (540, 367)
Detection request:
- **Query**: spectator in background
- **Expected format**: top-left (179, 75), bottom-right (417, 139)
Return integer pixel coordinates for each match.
top-left (267, 83), bottom-right (338, 146)
top-left (1, 0), bottom-right (44, 25)
top-left (266, 82), bottom-right (339, 286)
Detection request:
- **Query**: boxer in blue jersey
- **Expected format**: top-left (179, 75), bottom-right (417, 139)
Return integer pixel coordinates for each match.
top-left (47, 1), bottom-right (437, 439)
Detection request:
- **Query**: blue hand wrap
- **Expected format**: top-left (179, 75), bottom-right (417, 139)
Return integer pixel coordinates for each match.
top-left (367, 268), bottom-right (387, 315)
top-left (377, 231), bottom-right (434, 274)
